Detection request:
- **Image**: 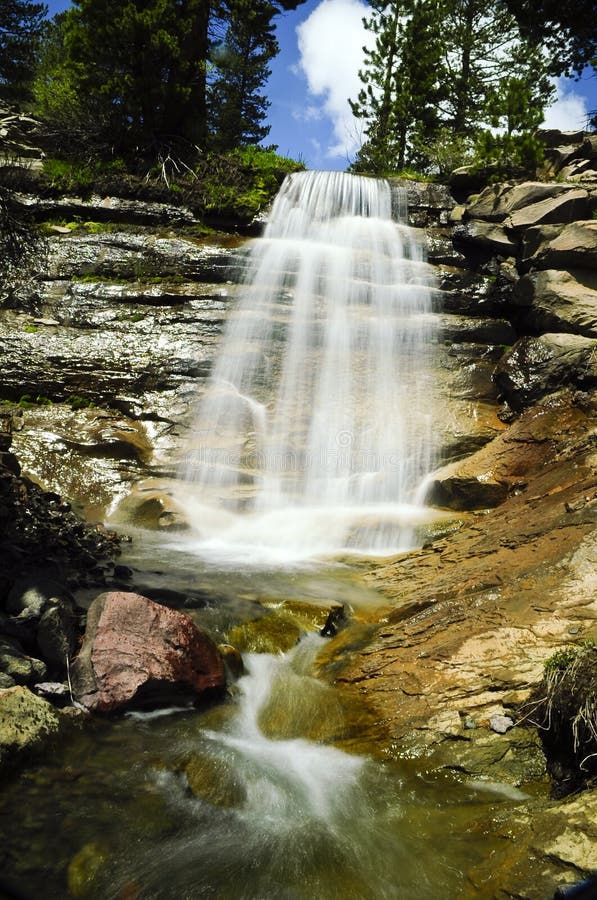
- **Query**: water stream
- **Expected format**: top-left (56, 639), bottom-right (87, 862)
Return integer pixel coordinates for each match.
top-left (1, 628), bottom-right (516, 899)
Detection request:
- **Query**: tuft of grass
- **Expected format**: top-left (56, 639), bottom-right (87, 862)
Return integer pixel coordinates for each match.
top-left (522, 641), bottom-right (597, 791)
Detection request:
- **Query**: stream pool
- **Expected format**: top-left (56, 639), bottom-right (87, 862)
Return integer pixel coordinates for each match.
top-left (1, 536), bottom-right (530, 900)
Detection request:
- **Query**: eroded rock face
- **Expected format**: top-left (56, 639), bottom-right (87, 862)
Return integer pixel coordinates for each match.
top-left (319, 390), bottom-right (597, 764)
top-left (71, 591), bottom-right (225, 713)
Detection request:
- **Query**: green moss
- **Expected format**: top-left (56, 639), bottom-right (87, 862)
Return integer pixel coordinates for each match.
top-left (17, 394), bottom-right (53, 409)
top-left (65, 394), bottom-right (95, 410)
top-left (23, 324), bottom-right (38, 333)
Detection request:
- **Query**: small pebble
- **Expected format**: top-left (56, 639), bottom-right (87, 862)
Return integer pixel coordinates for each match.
top-left (489, 714), bottom-right (514, 734)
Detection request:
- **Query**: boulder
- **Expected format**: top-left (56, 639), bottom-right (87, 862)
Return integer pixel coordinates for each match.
top-left (0, 685), bottom-right (61, 771)
top-left (438, 314), bottom-right (516, 345)
top-left (466, 182), bottom-right (575, 223)
top-left (524, 220), bottom-right (597, 271)
top-left (0, 636), bottom-right (46, 686)
top-left (453, 220), bottom-right (518, 255)
top-left (388, 179), bottom-right (456, 227)
top-left (514, 269), bottom-right (597, 338)
top-left (495, 333), bottom-right (597, 410)
top-left (71, 591), bottom-right (225, 713)
top-left (507, 189), bottom-right (590, 230)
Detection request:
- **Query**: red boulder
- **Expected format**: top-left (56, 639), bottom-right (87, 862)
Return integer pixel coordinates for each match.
top-left (71, 591), bottom-right (225, 713)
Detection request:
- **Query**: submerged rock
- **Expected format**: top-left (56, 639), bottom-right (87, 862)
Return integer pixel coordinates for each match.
top-left (227, 613), bottom-right (302, 654)
top-left (71, 591), bottom-right (225, 713)
top-left (182, 752), bottom-right (247, 808)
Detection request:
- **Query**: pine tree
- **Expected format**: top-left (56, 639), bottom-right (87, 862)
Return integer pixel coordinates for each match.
top-left (503, 0), bottom-right (597, 77)
top-left (350, 0), bottom-right (555, 175)
top-left (0, 0), bottom-right (47, 104)
top-left (34, 0), bottom-right (215, 155)
top-left (208, 0), bottom-right (278, 151)
top-left (439, 0), bottom-right (552, 137)
top-left (350, 1), bottom-right (445, 173)
top-left (33, 0), bottom-right (307, 160)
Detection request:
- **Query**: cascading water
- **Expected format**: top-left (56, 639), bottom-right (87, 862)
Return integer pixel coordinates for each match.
top-left (178, 169), bottom-right (437, 562)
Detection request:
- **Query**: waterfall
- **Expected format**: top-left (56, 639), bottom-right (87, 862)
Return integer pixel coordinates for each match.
top-left (179, 170), bottom-right (437, 562)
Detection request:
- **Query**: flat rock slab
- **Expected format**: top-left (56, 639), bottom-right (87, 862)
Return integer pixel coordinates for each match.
top-left (71, 591), bottom-right (225, 713)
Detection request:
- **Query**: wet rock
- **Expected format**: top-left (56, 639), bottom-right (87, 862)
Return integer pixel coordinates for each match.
top-left (45, 232), bottom-right (236, 283)
top-left (438, 314), bottom-right (516, 345)
top-left (426, 396), bottom-right (584, 510)
top-left (67, 840), bottom-right (110, 899)
top-left (259, 598), bottom-right (347, 634)
top-left (227, 613), bottom-right (301, 654)
top-left (182, 752), bottom-right (247, 808)
top-left (71, 591), bottom-right (225, 713)
top-left (513, 269), bottom-right (597, 338)
top-left (495, 334), bottom-right (597, 411)
top-left (388, 179), bottom-right (456, 227)
top-left (217, 643), bottom-right (245, 679)
top-left (453, 220), bottom-right (518, 256)
top-left (37, 599), bottom-right (78, 669)
top-left (465, 791), bottom-right (597, 898)
top-left (33, 681), bottom-right (70, 704)
top-left (114, 481), bottom-right (190, 531)
top-left (6, 575), bottom-right (74, 622)
top-left (321, 605), bottom-right (349, 637)
top-left (0, 685), bottom-right (61, 772)
top-left (0, 635), bottom-right (47, 686)
top-left (321, 390), bottom-right (597, 766)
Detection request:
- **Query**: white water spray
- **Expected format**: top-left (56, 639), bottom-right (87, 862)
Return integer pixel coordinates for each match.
top-left (179, 170), bottom-right (437, 560)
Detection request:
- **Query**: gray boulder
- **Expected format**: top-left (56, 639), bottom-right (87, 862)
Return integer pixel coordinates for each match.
top-left (524, 220), bottom-right (597, 271)
top-left (466, 182), bottom-right (576, 223)
top-left (514, 269), bottom-right (597, 338)
top-left (507, 189), bottom-right (590, 230)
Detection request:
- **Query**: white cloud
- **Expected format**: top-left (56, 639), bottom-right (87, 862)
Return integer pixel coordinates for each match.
top-left (292, 104), bottom-right (324, 123)
top-left (296, 0), bottom-right (371, 161)
top-left (543, 78), bottom-right (589, 131)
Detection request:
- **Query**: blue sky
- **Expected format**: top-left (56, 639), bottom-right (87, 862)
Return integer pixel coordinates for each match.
top-left (46, 0), bottom-right (597, 170)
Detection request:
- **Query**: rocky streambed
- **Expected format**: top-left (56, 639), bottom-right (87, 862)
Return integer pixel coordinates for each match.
top-left (1, 128), bottom-right (596, 899)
